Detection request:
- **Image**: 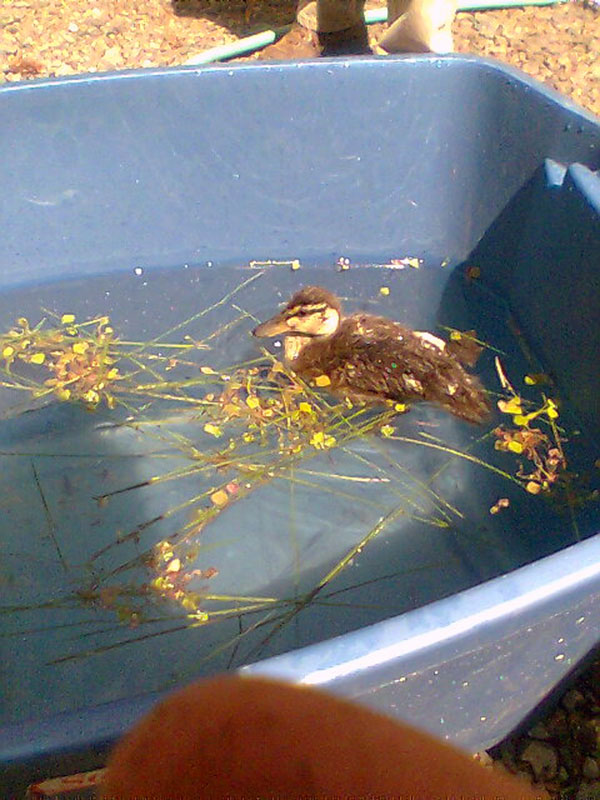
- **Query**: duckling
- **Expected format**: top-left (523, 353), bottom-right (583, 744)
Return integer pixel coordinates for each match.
top-left (253, 285), bottom-right (490, 424)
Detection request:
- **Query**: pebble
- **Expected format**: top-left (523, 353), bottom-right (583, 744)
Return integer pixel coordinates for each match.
top-left (583, 757), bottom-right (600, 781)
top-left (589, 718), bottom-right (600, 747)
top-left (528, 722), bottom-right (551, 740)
top-left (546, 708), bottom-right (570, 738)
top-left (576, 782), bottom-right (600, 800)
top-left (53, 64), bottom-right (74, 76)
top-left (563, 689), bottom-right (586, 712)
top-left (98, 45), bottom-right (122, 69)
top-left (557, 766), bottom-right (570, 784)
top-left (520, 740), bottom-right (558, 781)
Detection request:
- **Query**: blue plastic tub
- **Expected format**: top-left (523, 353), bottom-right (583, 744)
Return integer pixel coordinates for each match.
top-left (1, 55), bottom-right (599, 793)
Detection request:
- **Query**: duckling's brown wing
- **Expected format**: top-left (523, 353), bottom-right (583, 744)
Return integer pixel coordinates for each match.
top-left (295, 316), bottom-right (489, 423)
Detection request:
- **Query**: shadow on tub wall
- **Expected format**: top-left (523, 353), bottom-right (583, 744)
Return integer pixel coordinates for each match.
top-left (449, 158), bottom-right (600, 441)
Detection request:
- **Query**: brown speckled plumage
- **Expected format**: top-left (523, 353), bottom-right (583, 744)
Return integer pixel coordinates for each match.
top-left (253, 286), bottom-right (490, 424)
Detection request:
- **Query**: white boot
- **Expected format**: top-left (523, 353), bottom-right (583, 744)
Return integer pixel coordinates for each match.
top-left (380, 0), bottom-right (456, 53)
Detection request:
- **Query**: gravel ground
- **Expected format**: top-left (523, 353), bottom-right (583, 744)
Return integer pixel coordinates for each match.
top-left (2, 0), bottom-right (599, 116)
top-left (1, 2), bottom-right (599, 798)
top-left (479, 659), bottom-right (600, 799)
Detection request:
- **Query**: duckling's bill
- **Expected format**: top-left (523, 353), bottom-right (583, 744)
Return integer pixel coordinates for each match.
top-left (253, 315), bottom-right (291, 337)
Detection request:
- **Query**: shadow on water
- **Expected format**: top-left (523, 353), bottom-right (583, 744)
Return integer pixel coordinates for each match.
top-left (170, 0), bottom-right (296, 37)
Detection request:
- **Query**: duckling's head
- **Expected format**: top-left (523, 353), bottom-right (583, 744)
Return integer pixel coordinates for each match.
top-left (253, 286), bottom-right (342, 340)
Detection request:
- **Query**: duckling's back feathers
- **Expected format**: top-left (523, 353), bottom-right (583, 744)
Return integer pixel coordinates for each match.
top-left (292, 314), bottom-right (490, 424)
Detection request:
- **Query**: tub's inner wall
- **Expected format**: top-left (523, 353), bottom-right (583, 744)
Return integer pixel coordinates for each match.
top-left (468, 160), bottom-right (600, 437)
top-left (1, 58), bottom-right (599, 288)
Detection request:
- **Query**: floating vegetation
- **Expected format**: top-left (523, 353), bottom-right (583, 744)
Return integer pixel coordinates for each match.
top-left (0, 313), bottom-right (121, 408)
top-left (0, 271), bottom-right (596, 695)
top-left (493, 356), bottom-right (568, 496)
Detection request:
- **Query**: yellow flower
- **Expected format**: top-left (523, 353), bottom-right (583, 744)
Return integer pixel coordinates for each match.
top-left (246, 395), bottom-right (260, 409)
top-left (82, 389), bottom-right (100, 404)
top-left (211, 489), bottom-right (229, 506)
top-left (310, 431), bottom-right (336, 450)
top-left (203, 423), bottom-right (222, 437)
top-left (497, 397), bottom-right (522, 415)
top-left (379, 286), bottom-right (390, 296)
top-left (524, 373), bottom-right (549, 386)
top-left (314, 374), bottom-right (331, 387)
top-left (545, 399), bottom-right (559, 419)
top-left (61, 314), bottom-right (76, 324)
top-left (72, 341), bottom-right (89, 355)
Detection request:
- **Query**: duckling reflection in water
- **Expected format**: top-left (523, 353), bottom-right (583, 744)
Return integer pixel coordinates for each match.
top-left (253, 286), bottom-right (490, 424)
